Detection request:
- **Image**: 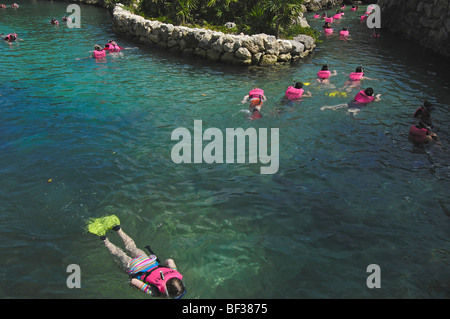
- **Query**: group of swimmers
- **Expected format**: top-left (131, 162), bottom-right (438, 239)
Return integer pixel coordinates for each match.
top-left (0, 3), bottom-right (18, 8)
top-left (315, 4), bottom-right (381, 38)
top-left (242, 64), bottom-right (439, 145)
top-left (242, 64), bottom-right (380, 118)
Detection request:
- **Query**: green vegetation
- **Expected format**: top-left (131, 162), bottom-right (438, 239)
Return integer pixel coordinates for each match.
top-left (108, 0), bottom-right (319, 41)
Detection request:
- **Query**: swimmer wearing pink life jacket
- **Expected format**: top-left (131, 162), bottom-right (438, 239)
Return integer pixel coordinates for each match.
top-left (348, 87), bottom-right (381, 108)
top-left (285, 81), bottom-right (312, 100)
top-left (413, 101), bottom-right (435, 124)
top-left (340, 28), bottom-right (350, 38)
top-left (409, 119), bottom-right (438, 144)
top-left (104, 40), bottom-right (123, 52)
top-left (99, 224), bottom-right (186, 299)
top-left (317, 64), bottom-right (337, 83)
top-left (50, 18), bottom-right (59, 25)
top-left (3, 33), bottom-right (18, 42)
top-left (92, 44), bottom-right (106, 59)
top-left (322, 22), bottom-right (333, 34)
top-left (241, 88), bottom-right (266, 120)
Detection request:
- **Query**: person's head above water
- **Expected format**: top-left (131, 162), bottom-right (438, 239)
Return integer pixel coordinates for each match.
top-left (94, 44), bottom-right (102, 51)
top-left (364, 87), bottom-right (374, 96)
top-left (166, 277), bottom-right (186, 299)
top-left (321, 64), bottom-right (329, 71)
top-left (422, 101), bottom-right (435, 112)
top-left (294, 81), bottom-right (304, 89)
top-left (356, 66), bottom-right (364, 73)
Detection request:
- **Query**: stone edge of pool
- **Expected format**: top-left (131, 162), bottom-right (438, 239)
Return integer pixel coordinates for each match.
top-left (110, 4), bottom-right (316, 67)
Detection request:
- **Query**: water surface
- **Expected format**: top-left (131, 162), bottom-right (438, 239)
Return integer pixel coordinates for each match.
top-left (0, 1), bottom-right (449, 298)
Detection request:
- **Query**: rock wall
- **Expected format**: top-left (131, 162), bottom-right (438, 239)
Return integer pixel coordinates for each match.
top-left (111, 4), bottom-right (316, 66)
top-left (377, 0), bottom-right (450, 57)
top-left (302, 0), bottom-right (344, 11)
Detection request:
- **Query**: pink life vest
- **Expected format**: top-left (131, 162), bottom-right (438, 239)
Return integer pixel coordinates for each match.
top-left (354, 90), bottom-right (375, 104)
top-left (325, 17), bottom-right (333, 23)
top-left (249, 88), bottom-right (264, 99)
top-left (5, 33), bottom-right (16, 41)
top-left (105, 43), bottom-right (121, 52)
top-left (285, 86), bottom-right (304, 100)
top-left (142, 267), bottom-right (183, 294)
top-left (93, 49), bottom-right (106, 59)
top-left (351, 7), bottom-right (357, 11)
top-left (349, 72), bottom-right (364, 81)
top-left (408, 125), bottom-right (428, 143)
top-left (317, 70), bottom-right (331, 79)
top-left (340, 30), bottom-right (349, 37)
top-left (324, 28), bottom-right (333, 34)
top-left (333, 14), bottom-right (342, 19)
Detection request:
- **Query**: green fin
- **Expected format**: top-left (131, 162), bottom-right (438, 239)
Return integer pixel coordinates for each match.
top-left (87, 215), bottom-right (120, 236)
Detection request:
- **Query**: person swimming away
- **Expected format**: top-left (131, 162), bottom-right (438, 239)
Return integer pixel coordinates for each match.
top-left (317, 64), bottom-right (337, 84)
top-left (241, 87), bottom-right (266, 120)
top-left (413, 101), bottom-right (435, 124)
top-left (339, 27), bottom-right (350, 38)
top-left (341, 66), bottom-right (377, 91)
top-left (284, 81), bottom-right (312, 101)
top-left (104, 40), bottom-right (122, 52)
top-left (3, 33), bottom-right (18, 42)
top-left (323, 22), bottom-right (333, 34)
top-left (50, 17), bottom-right (59, 25)
top-left (409, 119), bottom-right (438, 144)
top-left (75, 44), bottom-right (107, 60)
top-left (320, 87), bottom-right (381, 113)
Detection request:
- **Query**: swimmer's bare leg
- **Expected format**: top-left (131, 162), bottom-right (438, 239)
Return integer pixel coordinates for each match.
top-left (320, 103), bottom-right (348, 111)
top-left (103, 238), bottom-right (132, 269)
top-left (116, 228), bottom-right (147, 258)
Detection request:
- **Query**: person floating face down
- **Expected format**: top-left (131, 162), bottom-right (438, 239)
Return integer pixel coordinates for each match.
top-left (100, 224), bottom-right (187, 299)
top-left (285, 81), bottom-right (312, 101)
top-left (241, 87), bottom-right (267, 119)
top-left (92, 44), bottom-right (106, 59)
top-left (3, 33), bottom-right (18, 42)
top-left (409, 118), bottom-right (438, 144)
top-left (317, 64), bottom-right (337, 84)
top-left (348, 87), bottom-right (381, 108)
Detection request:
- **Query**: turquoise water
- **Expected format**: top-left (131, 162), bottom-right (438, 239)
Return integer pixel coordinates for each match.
top-left (1, 1), bottom-right (449, 299)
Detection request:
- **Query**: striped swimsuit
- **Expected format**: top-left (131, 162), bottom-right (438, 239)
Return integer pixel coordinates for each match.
top-left (128, 254), bottom-right (159, 276)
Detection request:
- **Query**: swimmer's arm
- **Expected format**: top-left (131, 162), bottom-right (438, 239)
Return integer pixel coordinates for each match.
top-left (331, 70), bottom-right (338, 76)
top-left (164, 258), bottom-right (178, 270)
top-left (131, 278), bottom-right (153, 295)
top-left (303, 91), bottom-right (312, 97)
top-left (374, 94), bottom-right (381, 101)
top-left (241, 96), bottom-right (249, 104)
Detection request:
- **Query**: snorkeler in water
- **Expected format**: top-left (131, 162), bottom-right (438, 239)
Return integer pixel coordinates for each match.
top-left (241, 87), bottom-right (266, 119)
top-left (409, 118), bottom-right (438, 144)
top-left (284, 81), bottom-right (312, 100)
top-left (320, 87), bottom-right (381, 113)
top-left (88, 215), bottom-right (187, 299)
top-left (317, 64), bottom-right (338, 85)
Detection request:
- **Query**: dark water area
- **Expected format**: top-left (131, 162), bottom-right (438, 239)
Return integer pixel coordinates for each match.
top-left (0, 1), bottom-right (449, 299)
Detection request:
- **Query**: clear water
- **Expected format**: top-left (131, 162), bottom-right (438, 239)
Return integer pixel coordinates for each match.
top-left (1, 1), bottom-right (449, 298)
